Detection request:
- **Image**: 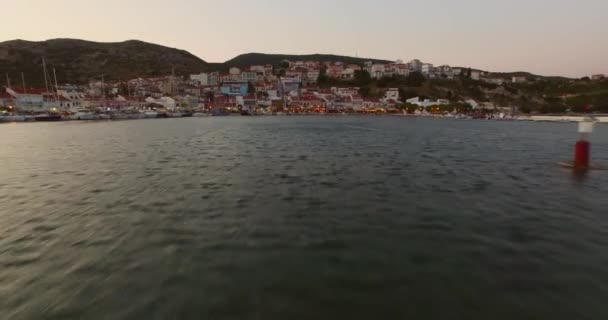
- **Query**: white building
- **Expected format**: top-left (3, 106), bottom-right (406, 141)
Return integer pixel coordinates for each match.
top-left (341, 68), bottom-right (356, 80)
top-left (307, 70), bottom-right (320, 82)
top-left (482, 78), bottom-right (506, 85)
top-left (471, 71), bottom-right (481, 81)
top-left (229, 67), bottom-right (241, 76)
top-left (370, 64), bottom-right (386, 79)
top-left (6, 87), bottom-right (46, 111)
top-left (190, 73), bottom-right (209, 86)
top-left (383, 88), bottom-right (399, 101)
top-left (408, 59), bottom-right (423, 72)
top-left (208, 72), bottom-right (219, 86)
top-left (512, 76), bottom-right (527, 83)
top-left (333, 87), bottom-right (360, 97)
top-left (250, 65), bottom-right (265, 73)
top-left (421, 63), bottom-right (434, 75)
top-left (241, 71), bottom-right (257, 82)
top-left (145, 96), bottom-right (176, 110)
top-left (406, 96), bottom-right (449, 108)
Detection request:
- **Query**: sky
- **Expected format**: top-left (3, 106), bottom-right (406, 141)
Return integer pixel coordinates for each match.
top-left (1, 0), bottom-right (606, 77)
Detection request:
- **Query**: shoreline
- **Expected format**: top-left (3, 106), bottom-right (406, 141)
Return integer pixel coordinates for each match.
top-left (2, 113), bottom-right (608, 124)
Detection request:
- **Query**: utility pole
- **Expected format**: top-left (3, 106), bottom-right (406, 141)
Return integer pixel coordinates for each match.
top-left (5, 73), bottom-right (10, 88)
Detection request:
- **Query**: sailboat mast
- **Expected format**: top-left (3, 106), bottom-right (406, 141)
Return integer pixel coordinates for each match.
top-left (53, 68), bottom-right (59, 91)
top-left (21, 72), bottom-right (26, 94)
top-left (42, 58), bottom-right (49, 92)
top-left (53, 67), bottom-right (59, 103)
top-left (21, 72), bottom-right (28, 107)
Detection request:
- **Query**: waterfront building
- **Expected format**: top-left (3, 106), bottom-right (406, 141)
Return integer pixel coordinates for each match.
top-left (190, 73), bottom-right (209, 86)
top-left (221, 81), bottom-right (249, 96)
top-left (241, 71), bottom-right (257, 83)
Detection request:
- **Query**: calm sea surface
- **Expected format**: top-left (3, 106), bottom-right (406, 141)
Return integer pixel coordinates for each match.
top-left (1, 117), bottom-right (608, 319)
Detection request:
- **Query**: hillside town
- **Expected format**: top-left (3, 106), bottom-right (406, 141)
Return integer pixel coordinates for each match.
top-left (1, 57), bottom-right (607, 121)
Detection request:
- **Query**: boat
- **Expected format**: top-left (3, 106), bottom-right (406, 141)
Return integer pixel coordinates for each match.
top-left (0, 115), bottom-right (26, 122)
top-left (142, 111), bottom-right (159, 118)
top-left (35, 113), bottom-right (62, 121)
top-left (70, 109), bottom-right (99, 120)
top-left (192, 112), bottom-right (210, 117)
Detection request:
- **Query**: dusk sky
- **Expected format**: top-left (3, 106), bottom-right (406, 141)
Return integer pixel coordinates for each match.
top-left (2, 0), bottom-right (607, 77)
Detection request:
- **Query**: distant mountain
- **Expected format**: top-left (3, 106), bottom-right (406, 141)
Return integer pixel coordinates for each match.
top-left (0, 39), bottom-right (209, 86)
top-left (219, 53), bottom-right (392, 70)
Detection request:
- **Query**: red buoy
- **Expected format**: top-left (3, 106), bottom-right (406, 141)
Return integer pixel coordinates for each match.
top-left (574, 139), bottom-right (590, 170)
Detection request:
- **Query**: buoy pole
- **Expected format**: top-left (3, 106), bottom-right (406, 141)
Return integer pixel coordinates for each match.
top-left (574, 121), bottom-right (594, 170)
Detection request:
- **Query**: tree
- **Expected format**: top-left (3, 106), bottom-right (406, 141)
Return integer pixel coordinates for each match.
top-left (406, 72), bottom-right (425, 87)
top-left (519, 105), bottom-right (532, 114)
top-left (279, 60), bottom-right (290, 69)
top-left (359, 87), bottom-right (371, 98)
top-left (353, 70), bottom-right (372, 86)
top-left (317, 67), bottom-right (329, 85)
top-left (401, 103), bottom-right (419, 114)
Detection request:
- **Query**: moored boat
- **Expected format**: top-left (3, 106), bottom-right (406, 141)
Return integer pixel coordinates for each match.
top-left (70, 109), bottom-right (99, 120)
top-left (35, 113), bottom-right (62, 121)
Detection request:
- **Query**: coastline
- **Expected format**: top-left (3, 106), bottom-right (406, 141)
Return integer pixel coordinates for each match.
top-left (2, 113), bottom-right (608, 124)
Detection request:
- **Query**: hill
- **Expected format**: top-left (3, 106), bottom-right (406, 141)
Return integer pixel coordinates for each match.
top-left (0, 39), bottom-right (209, 86)
top-left (219, 53), bottom-right (392, 70)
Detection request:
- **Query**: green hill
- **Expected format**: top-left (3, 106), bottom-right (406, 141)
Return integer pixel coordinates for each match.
top-left (219, 53), bottom-right (392, 70)
top-left (0, 39), bottom-right (209, 86)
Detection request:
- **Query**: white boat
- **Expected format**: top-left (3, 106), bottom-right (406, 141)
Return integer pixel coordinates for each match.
top-left (192, 112), bottom-right (210, 117)
top-left (71, 109), bottom-right (99, 120)
top-left (142, 111), bottom-right (158, 118)
top-left (0, 115), bottom-right (26, 122)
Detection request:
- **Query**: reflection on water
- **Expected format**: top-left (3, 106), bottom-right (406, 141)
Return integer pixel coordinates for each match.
top-left (1, 117), bottom-right (608, 319)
